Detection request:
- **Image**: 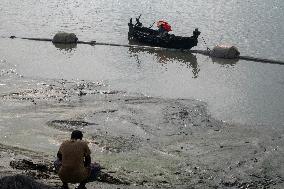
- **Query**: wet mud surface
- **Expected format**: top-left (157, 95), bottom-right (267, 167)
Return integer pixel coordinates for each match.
top-left (0, 174), bottom-right (55, 189)
top-left (0, 64), bottom-right (284, 188)
top-left (0, 144), bottom-right (129, 188)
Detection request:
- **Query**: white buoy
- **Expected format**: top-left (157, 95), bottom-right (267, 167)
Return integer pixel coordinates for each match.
top-left (210, 45), bottom-right (240, 59)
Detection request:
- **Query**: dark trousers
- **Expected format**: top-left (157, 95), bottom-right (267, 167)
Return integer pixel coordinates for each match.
top-left (54, 159), bottom-right (101, 183)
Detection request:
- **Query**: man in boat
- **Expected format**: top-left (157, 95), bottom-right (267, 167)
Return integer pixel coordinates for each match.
top-left (135, 17), bottom-right (142, 27)
top-left (55, 130), bottom-right (101, 189)
top-left (157, 20), bottom-right (172, 37)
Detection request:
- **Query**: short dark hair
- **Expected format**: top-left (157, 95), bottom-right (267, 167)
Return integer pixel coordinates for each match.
top-left (71, 130), bottom-right (83, 140)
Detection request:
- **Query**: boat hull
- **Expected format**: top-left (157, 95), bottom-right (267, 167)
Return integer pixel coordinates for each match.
top-left (128, 19), bottom-right (200, 49)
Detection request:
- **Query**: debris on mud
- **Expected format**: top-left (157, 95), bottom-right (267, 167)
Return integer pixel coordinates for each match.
top-left (96, 172), bottom-right (130, 185)
top-left (91, 135), bottom-right (142, 153)
top-left (0, 174), bottom-right (55, 189)
top-left (47, 120), bottom-right (97, 131)
top-left (10, 159), bottom-right (54, 180)
top-left (0, 79), bottom-right (109, 104)
top-left (10, 159), bottom-right (53, 173)
top-left (221, 175), bottom-right (284, 189)
top-left (8, 159), bottom-right (129, 186)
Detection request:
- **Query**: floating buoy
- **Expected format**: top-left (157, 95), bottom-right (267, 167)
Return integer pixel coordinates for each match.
top-left (210, 45), bottom-right (240, 59)
top-left (52, 32), bottom-right (78, 44)
top-left (6, 34), bottom-right (284, 65)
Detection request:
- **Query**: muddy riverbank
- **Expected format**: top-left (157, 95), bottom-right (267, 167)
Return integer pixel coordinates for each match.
top-left (0, 73), bottom-right (283, 188)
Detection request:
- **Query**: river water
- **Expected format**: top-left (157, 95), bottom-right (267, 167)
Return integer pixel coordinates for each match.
top-left (0, 0), bottom-right (284, 127)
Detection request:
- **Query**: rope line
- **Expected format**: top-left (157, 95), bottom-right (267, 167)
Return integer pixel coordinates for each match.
top-left (5, 36), bottom-right (284, 65)
top-left (201, 36), bottom-right (211, 51)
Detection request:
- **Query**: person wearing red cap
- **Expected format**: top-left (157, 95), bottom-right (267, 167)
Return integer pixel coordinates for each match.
top-left (157, 20), bottom-right (172, 37)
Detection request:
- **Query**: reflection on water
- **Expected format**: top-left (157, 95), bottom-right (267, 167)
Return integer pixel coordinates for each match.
top-left (211, 56), bottom-right (239, 66)
top-left (53, 43), bottom-right (77, 53)
top-left (128, 47), bottom-right (199, 78)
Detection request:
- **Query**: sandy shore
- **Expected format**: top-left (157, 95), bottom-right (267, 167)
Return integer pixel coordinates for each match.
top-left (0, 76), bottom-right (283, 188)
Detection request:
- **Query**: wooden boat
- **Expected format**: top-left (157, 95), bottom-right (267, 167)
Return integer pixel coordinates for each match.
top-left (128, 17), bottom-right (201, 49)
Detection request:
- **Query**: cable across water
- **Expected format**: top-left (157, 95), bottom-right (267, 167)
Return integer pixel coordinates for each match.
top-left (5, 35), bottom-right (284, 65)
